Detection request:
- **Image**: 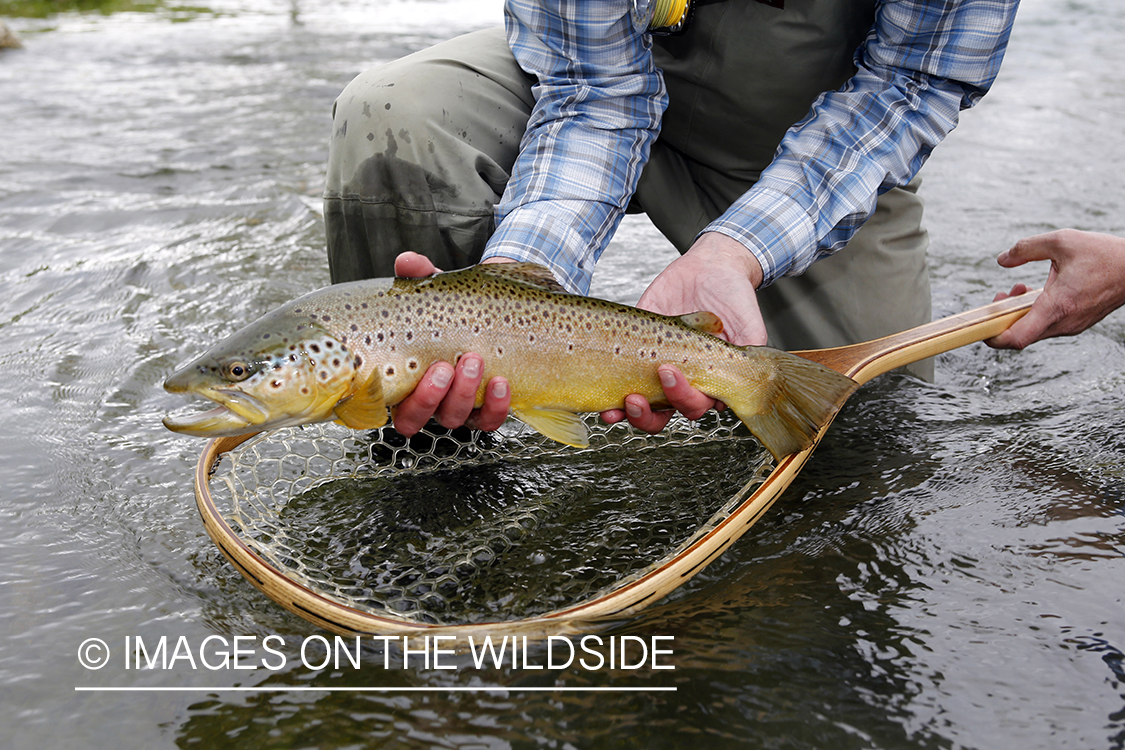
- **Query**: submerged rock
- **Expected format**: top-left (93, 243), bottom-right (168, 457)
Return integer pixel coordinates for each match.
top-left (1, 21), bottom-right (23, 50)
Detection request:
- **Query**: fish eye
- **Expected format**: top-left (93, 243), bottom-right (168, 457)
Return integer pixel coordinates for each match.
top-left (223, 361), bottom-right (253, 381)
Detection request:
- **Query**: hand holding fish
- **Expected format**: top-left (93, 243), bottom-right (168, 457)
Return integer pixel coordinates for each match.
top-left (390, 252), bottom-right (511, 437)
top-left (986, 229), bottom-right (1125, 349)
top-left (637, 232), bottom-right (768, 347)
top-left (603, 232), bottom-right (767, 432)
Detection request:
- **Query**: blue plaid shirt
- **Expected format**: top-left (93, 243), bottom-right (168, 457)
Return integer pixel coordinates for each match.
top-left (483, 0), bottom-right (1019, 294)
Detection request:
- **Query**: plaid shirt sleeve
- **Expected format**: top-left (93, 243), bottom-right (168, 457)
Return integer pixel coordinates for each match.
top-left (705, 0), bottom-right (1021, 286)
top-left (481, 0), bottom-right (667, 294)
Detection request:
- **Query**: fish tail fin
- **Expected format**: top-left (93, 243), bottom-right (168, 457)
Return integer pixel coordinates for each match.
top-left (725, 352), bottom-right (857, 463)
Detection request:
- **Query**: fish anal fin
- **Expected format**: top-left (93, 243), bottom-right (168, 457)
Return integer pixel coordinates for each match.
top-left (512, 407), bottom-right (589, 448)
top-left (333, 372), bottom-right (388, 430)
top-left (725, 353), bottom-right (857, 462)
top-left (680, 311), bottom-right (725, 336)
top-left (477, 262), bottom-right (568, 293)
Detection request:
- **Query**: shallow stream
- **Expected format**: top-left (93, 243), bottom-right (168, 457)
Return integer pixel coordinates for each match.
top-left (2, 1), bottom-right (1123, 747)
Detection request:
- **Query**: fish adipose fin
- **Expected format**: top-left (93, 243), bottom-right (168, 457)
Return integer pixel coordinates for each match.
top-left (477, 263), bottom-right (569, 294)
top-left (679, 312), bottom-right (725, 337)
top-left (726, 355), bottom-right (858, 463)
top-left (512, 407), bottom-right (589, 448)
top-left (333, 371), bottom-right (389, 430)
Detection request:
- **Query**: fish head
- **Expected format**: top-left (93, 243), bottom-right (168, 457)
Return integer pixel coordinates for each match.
top-left (163, 308), bottom-right (361, 437)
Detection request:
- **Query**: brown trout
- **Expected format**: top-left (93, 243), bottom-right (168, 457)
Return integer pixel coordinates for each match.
top-left (163, 263), bottom-right (857, 460)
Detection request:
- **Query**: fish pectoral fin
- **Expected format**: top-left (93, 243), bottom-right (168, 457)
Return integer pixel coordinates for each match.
top-left (333, 373), bottom-right (389, 430)
top-left (512, 407), bottom-right (589, 448)
top-left (679, 311), bottom-right (725, 337)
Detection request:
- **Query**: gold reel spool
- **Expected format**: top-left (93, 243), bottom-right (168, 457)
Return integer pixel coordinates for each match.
top-left (639, 0), bottom-right (693, 34)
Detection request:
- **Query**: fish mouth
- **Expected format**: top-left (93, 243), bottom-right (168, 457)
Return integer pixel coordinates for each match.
top-left (162, 388), bottom-right (270, 437)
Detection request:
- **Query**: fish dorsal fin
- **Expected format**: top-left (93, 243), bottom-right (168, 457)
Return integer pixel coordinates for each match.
top-left (679, 311), bottom-right (725, 336)
top-left (333, 370), bottom-right (389, 430)
top-left (477, 262), bottom-right (568, 293)
top-left (512, 407), bottom-right (589, 448)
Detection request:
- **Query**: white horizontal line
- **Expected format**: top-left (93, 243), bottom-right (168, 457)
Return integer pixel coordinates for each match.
top-left (75, 686), bottom-right (675, 693)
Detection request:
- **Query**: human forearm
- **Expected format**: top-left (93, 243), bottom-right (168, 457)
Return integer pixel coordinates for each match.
top-left (710, 0), bottom-right (1019, 285)
top-left (486, 0), bottom-right (667, 294)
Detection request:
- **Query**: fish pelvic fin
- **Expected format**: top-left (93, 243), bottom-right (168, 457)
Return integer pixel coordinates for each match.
top-left (333, 371), bottom-right (389, 430)
top-left (679, 311), bottom-right (725, 337)
top-left (726, 353), bottom-right (858, 463)
top-left (512, 407), bottom-right (589, 448)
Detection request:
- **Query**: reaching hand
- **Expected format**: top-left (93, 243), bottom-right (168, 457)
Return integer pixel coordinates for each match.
top-left (388, 252), bottom-right (512, 437)
top-left (986, 229), bottom-right (1125, 350)
top-left (601, 232), bottom-right (766, 432)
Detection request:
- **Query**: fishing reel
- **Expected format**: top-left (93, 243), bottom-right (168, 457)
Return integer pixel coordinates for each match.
top-left (634, 0), bottom-right (694, 35)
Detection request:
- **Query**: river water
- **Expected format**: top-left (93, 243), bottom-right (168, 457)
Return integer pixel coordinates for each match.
top-left (1, 0), bottom-right (1123, 748)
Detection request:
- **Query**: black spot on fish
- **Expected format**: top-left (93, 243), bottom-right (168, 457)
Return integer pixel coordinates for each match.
top-left (385, 365), bottom-right (395, 376)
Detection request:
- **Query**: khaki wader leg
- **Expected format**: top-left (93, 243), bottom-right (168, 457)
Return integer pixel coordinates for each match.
top-left (323, 28), bottom-right (534, 283)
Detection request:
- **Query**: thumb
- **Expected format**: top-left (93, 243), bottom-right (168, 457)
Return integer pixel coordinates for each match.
top-left (997, 233), bottom-right (1062, 269)
top-left (985, 298), bottom-right (1054, 350)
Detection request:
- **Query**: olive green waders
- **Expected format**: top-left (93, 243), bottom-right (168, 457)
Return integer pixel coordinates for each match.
top-left (324, 2), bottom-right (933, 379)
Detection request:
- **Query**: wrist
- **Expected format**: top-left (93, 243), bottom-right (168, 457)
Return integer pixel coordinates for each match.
top-left (692, 231), bottom-right (764, 288)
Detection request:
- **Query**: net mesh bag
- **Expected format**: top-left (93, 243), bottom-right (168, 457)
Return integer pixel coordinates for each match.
top-left (206, 413), bottom-right (774, 626)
